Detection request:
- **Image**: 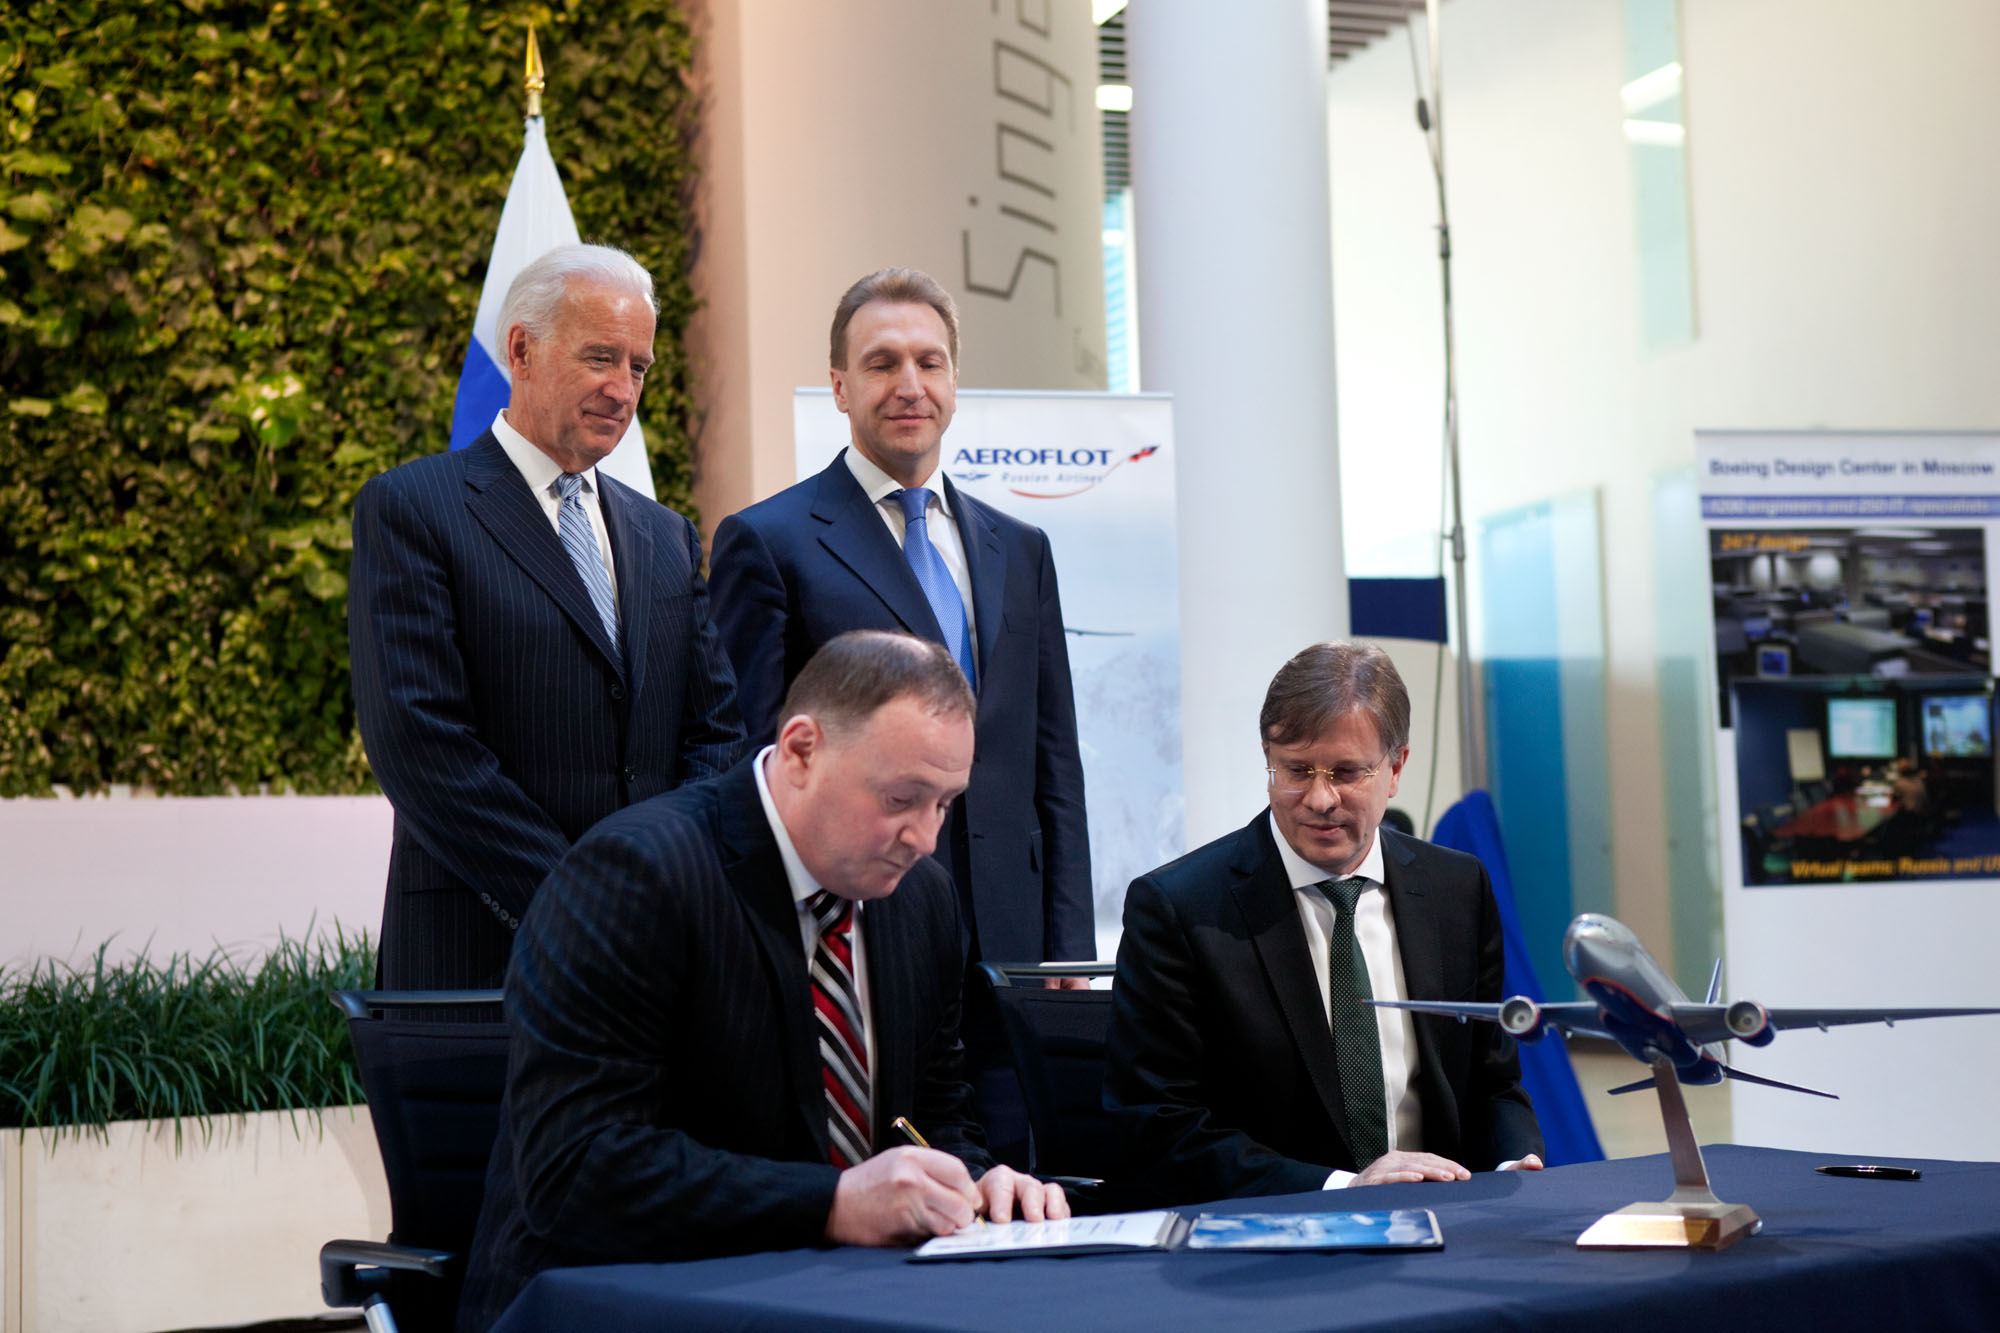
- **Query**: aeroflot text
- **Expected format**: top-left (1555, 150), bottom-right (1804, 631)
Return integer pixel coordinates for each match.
top-left (954, 448), bottom-right (1114, 467)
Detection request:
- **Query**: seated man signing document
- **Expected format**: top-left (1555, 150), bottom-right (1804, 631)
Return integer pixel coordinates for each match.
top-left (459, 632), bottom-right (1063, 1329)
top-left (1105, 641), bottom-right (1543, 1207)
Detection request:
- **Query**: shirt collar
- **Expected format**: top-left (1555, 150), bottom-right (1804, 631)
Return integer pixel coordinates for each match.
top-left (1268, 810), bottom-right (1388, 892)
top-left (754, 744), bottom-right (830, 911)
top-left (494, 409), bottom-right (600, 498)
top-left (843, 446), bottom-right (953, 517)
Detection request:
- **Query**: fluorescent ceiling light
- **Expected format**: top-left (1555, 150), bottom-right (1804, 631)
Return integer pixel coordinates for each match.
top-left (1097, 84), bottom-right (1133, 113)
top-left (1093, 0), bottom-right (1129, 23)
top-left (1621, 61), bottom-right (1683, 113)
top-left (1623, 119), bottom-right (1685, 147)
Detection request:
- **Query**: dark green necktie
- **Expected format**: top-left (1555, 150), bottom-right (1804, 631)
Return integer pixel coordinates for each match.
top-left (1319, 876), bottom-right (1387, 1166)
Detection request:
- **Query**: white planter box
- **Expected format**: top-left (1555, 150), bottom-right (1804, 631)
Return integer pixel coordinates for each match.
top-left (2, 1106), bottom-right (390, 1333)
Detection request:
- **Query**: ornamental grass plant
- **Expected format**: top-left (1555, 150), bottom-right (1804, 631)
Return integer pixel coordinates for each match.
top-left (0, 926), bottom-right (372, 1146)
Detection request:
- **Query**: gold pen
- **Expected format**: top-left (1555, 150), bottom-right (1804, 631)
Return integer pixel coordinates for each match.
top-left (895, 1115), bottom-right (988, 1223)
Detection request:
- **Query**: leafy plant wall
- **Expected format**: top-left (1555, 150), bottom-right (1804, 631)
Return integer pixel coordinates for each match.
top-left (0, 0), bottom-right (701, 795)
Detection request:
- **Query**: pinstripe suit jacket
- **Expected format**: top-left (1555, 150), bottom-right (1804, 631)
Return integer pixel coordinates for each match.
top-left (456, 759), bottom-right (990, 1331)
top-left (349, 432), bottom-right (744, 989)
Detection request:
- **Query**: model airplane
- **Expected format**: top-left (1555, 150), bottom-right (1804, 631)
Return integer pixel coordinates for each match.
top-left (1371, 912), bottom-right (2000, 1099)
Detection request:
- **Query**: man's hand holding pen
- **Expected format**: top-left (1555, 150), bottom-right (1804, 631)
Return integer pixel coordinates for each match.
top-left (824, 1118), bottom-right (1070, 1246)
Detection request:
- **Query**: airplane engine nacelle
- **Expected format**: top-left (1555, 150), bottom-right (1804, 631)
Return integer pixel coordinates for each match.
top-left (1497, 996), bottom-right (1547, 1043)
top-left (1725, 999), bottom-right (1775, 1046)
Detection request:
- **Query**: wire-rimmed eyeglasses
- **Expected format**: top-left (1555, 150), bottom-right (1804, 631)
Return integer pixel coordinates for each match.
top-left (1266, 755), bottom-right (1390, 795)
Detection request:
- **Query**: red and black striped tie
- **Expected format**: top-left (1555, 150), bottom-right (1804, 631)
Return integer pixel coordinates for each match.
top-left (807, 889), bottom-right (871, 1167)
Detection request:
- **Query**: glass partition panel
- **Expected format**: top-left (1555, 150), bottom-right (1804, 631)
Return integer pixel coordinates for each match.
top-left (1479, 491), bottom-right (1614, 998)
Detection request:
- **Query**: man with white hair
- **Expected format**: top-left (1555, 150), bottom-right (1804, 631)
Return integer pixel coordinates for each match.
top-left (350, 243), bottom-right (743, 990)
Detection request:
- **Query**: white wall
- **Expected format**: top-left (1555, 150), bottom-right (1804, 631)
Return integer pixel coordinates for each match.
top-left (0, 796), bottom-right (389, 970)
top-left (1328, 0), bottom-right (2000, 1155)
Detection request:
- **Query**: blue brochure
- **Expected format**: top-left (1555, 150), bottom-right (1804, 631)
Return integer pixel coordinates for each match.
top-left (1184, 1208), bottom-right (1443, 1251)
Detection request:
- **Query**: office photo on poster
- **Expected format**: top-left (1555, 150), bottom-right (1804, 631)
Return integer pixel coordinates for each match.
top-left (1710, 526), bottom-right (1988, 725)
top-left (1699, 432), bottom-right (2000, 888)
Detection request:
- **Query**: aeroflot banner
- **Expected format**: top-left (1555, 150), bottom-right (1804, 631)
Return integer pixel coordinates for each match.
top-left (1697, 431), bottom-right (1998, 890)
top-left (796, 389), bottom-right (1181, 956)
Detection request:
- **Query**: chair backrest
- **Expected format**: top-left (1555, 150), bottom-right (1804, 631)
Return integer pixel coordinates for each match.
top-left (975, 964), bottom-right (1120, 1182)
top-left (333, 991), bottom-right (509, 1287)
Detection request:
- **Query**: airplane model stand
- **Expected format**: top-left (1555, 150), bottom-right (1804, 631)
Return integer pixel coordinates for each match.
top-left (1576, 1057), bottom-right (1762, 1251)
top-left (1371, 913), bottom-right (2000, 1247)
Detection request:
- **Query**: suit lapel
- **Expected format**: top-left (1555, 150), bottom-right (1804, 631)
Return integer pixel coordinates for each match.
top-left (810, 452), bottom-right (947, 640)
top-left (857, 888), bottom-right (916, 1151)
top-left (598, 475), bottom-right (652, 697)
top-left (1228, 816), bottom-right (1352, 1144)
top-left (459, 434), bottom-right (623, 675)
top-left (716, 761), bottom-right (829, 1158)
top-left (1380, 829), bottom-right (1448, 1099)
top-left (943, 477), bottom-right (1005, 687)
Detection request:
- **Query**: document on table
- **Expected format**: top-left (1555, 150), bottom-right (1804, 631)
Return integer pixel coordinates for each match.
top-left (910, 1210), bottom-right (1184, 1261)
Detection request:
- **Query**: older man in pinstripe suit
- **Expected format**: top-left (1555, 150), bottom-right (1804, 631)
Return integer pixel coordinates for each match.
top-left (349, 244), bottom-right (743, 990)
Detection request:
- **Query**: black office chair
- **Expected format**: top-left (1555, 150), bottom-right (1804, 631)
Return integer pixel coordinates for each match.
top-left (320, 990), bottom-right (510, 1333)
top-left (976, 961), bottom-right (1120, 1202)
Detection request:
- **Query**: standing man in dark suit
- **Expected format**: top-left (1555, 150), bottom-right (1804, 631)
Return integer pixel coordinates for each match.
top-left (709, 269), bottom-right (1093, 1151)
top-left (1105, 641), bottom-right (1544, 1207)
top-left (349, 243), bottom-right (742, 990)
top-left (458, 632), bottom-right (1066, 1330)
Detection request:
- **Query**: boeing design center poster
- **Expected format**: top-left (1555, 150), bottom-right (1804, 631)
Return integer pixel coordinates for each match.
top-left (1698, 432), bottom-right (1998, 889)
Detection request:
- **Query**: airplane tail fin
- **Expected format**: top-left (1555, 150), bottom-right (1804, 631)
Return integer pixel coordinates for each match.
top-left (1605, 1076), bottom-right (1656, 1096)
top-left (1704, 957), bottom-right (1724, 1005)
top-left (1720, 1065), bottom-right (1839, 1099)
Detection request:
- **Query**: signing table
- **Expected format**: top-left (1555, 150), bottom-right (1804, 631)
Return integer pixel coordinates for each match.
top-left (492, 1146), bottom-right (2000, 1332)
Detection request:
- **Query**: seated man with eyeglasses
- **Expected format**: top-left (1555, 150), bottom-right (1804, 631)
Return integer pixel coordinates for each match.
top-left (1104, 641), bottom-right (1544, 1206)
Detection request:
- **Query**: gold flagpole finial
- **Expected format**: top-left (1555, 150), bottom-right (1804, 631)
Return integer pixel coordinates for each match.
top-left (524, 25), bottom-right (546, 120)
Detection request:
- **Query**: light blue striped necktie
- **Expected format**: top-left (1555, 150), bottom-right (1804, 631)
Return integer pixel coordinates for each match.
top-left (894, 487), bottom-right (976, 691)
top-left (555, 472), bottom-right (621, 662)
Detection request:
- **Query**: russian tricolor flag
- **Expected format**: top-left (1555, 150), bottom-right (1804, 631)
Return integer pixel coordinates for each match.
top-left (448, 116), bottom-right (656, 499)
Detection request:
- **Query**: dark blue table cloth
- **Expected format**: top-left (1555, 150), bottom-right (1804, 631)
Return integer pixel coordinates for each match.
top-left (492, 1145), bottom-right (2000, 1332)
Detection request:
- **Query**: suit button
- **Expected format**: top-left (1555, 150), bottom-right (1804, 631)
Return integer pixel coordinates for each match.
top-left (622, 766), bottom-right (636, 783)
top-left (610, 684), bottom-right (626, 701)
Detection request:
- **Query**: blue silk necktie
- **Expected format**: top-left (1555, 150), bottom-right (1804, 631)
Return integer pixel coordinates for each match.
top-left (894, 487), bottom-right (976, 691)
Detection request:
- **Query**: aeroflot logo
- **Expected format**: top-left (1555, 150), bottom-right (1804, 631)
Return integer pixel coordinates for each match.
top-left (952, 445), bottom-right (1160, 499)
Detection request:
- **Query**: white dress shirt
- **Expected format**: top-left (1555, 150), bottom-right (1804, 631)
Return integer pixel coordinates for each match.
top-left (754, 744), bottom-right (875, 1063)
top-left (842, 448), bottom-right (978, 669)
top-left (493, 410), bottom-right (619, 616)
top-left (1268, 815), bottom-right (1424, 1188)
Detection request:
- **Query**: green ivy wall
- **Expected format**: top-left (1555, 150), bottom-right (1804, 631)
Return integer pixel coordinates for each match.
top-left (0, 1), bottom-right (700, 795)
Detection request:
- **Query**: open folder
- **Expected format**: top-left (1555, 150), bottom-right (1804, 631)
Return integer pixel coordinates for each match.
top-left (911, 1208), bottom-right (1442, 1261)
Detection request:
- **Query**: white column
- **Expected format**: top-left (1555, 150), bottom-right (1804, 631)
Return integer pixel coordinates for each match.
top-left (1128, 0), bottom-right (1346, 845)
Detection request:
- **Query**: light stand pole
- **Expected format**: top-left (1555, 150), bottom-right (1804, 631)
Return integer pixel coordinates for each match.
top-left (1416, 0), bottom-right (1483, 793)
